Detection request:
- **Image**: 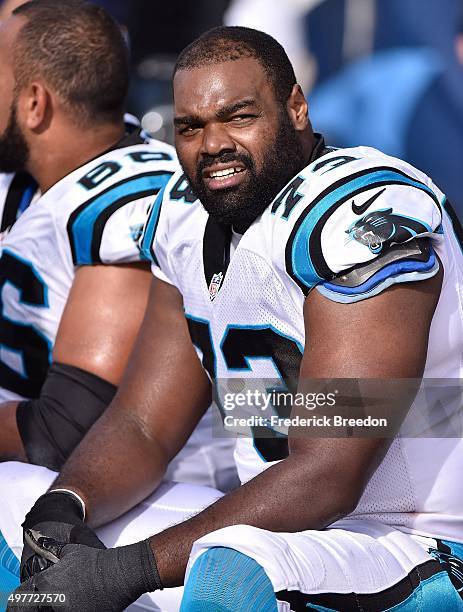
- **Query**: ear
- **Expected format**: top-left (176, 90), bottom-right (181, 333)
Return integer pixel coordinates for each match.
top-left (456, 34), bottom-right (463, 66)
top-left (21, 82), bottom-right (50, 131)
top-left (286, 84), bottom-right (308, 131)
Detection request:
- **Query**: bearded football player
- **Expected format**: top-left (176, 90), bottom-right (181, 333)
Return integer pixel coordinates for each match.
top-left (0, 5), bottom-right (238, 608)
top-left (3, 25), bottom-right (463, 612)
top-left (0, 0), bottom-right (235, 488)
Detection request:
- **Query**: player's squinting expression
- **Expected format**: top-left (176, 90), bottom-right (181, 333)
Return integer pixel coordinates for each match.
top-left (173, 57), bottom-right (306, 230)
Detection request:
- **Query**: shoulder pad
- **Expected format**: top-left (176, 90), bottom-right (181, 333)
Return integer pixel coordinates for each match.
top-left (317, 238), bottom-right (439, 302)
top-left (329, 238), bottom-right (432, 287)
top-left (281, 159), bottom-right (443, 294)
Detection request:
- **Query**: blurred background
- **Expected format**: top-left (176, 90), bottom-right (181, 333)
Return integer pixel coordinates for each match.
top-left (1, 0), bottom-right (462, 217)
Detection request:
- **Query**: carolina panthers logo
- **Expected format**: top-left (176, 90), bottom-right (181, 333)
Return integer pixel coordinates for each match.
top-left (429, 543), bottom-right (463, 600)
top-left (130, 223), bottom-right (144, 245)
top-left (346, 208), bottom-right (430, 254)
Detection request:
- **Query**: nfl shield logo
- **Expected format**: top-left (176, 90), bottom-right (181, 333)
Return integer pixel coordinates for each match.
top-left (209, 272), bottom-right (224, 301)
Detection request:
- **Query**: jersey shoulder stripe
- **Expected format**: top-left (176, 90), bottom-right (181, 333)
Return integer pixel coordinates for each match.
top-left (139, 184), bottom-right (166, 265)
top-left (284, 164), bottom-right (442, 294)
top-left (67, 170), bottom-right (173, 265)
top-left (139, 171), bottom-right (199, 265)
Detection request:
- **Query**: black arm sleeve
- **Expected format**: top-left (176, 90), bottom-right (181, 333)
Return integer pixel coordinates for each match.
top-left (16, 362), bottom-right (116, 472)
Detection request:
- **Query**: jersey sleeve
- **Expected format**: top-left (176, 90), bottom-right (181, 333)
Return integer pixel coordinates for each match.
top-left (140, 170), bottom-right (206, 289)
top-left (139, 174), bottom-right (178, 285)
top-left (67, 170), bottom-right (175, 265)
top-left (277, 152), bottom-right (444, 303)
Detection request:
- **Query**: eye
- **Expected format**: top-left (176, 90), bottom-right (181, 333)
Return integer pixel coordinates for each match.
top-left (178, 125), bottom-right (201, 136)
top-left (229, 114), bottom-right (257, 124)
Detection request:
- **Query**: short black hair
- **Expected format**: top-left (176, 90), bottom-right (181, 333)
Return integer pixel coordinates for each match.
top-left (174, 26), bottom-right (297, 106)
top-left (12, 0), bottom-right (129, 126)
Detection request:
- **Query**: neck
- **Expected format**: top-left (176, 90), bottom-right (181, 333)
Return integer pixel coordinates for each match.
top-left (27, 121), bottom-right (125, 193)
top-left (302, 130), bottom-right (318, 167)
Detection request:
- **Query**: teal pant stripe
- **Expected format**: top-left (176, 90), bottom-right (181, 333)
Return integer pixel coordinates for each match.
top-left (0, 530), bottom-right (20, 612)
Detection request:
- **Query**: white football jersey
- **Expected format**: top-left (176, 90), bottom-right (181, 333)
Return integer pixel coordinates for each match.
top-left (141, 140), bottom-right (463, 543)
top-left (0, 131), bottom-right (178, 401)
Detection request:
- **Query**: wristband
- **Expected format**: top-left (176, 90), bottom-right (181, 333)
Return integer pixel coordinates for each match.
top-left (49, 488), bottom-right (86, 521)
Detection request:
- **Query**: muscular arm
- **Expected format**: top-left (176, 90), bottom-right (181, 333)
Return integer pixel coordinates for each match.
top-left (148, 270), bottom-right (442, 587)
top-left (53, 263), bottom-right (151, 385)
top-left (48, 268), bottom-right (441, 588)
top-left (0, 400), bottom-right (24, 459)
top-left (52, 276), bottom-right (212, 524)
top-left (0, 263), bottom-right (152, 461)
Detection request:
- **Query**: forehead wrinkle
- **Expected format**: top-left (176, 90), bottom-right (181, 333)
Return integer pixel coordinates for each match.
top-left (174, 98), bottom-right (258, 127)
top-left (215, 98), bottom-right (257, 119)
top-left (173, 58), bottom-right (270, 117)
top-left (173, 113), bottom-right (202, 126)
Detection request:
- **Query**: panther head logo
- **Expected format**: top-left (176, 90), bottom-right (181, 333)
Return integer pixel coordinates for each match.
top-left (429, 544), bottom-right (463, 599)
top-left (346, 208), bottom-right (431, 254)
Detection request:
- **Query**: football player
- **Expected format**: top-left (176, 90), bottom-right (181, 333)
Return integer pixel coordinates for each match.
top-left (4, 26), bottom-right (463, 612)
top-left (0, 0), bottom-right (236, 493)
top-left (0, 0), bottom-right (178, 467)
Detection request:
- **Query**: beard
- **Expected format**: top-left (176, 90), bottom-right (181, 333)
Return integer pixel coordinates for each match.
top-left (0, 103), bottom-right (30, 174)
top-left (182, 112), bottom-right (306, 231)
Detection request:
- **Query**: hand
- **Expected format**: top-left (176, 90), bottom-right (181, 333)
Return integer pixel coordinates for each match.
top-left (9, 540), bottom-right (161, 612)
top-left (20, 492), bottom-right (105, 582)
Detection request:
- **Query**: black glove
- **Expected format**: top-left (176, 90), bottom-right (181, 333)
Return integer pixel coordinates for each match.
top-left (8, 539), bottom-right (162, 612)
top-left (20, 491), bottom-right (105, 582)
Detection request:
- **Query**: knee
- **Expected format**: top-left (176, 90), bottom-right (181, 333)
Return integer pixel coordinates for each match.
top-left (180, 546), bottom-right (277, 612)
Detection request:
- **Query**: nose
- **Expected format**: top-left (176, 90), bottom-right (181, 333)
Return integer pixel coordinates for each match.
top-left (200, 122), bottom-right (236, 157)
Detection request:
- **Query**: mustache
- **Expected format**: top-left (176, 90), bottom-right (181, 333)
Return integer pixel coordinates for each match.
top-left (196, 151), bottom-right (254, 176)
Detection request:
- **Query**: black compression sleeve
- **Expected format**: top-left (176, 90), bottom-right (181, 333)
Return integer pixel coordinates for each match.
top-left (16, 362), bottom-right (116, 471)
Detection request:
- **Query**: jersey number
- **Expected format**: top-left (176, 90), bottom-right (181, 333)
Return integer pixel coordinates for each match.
top-left (78, 151), bottom-right (174, 191)
top-left (0, 251), bottom-right (51, 397)
top-left (187, 318), bottom-right (301, 461)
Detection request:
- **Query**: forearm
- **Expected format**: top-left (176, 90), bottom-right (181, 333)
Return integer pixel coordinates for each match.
top-left (0, 401), bottom-right (25, 460)
top-left (52, 406), bottom-right (168, 527)
top-left (150, 449), bottom-right (357, 587)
